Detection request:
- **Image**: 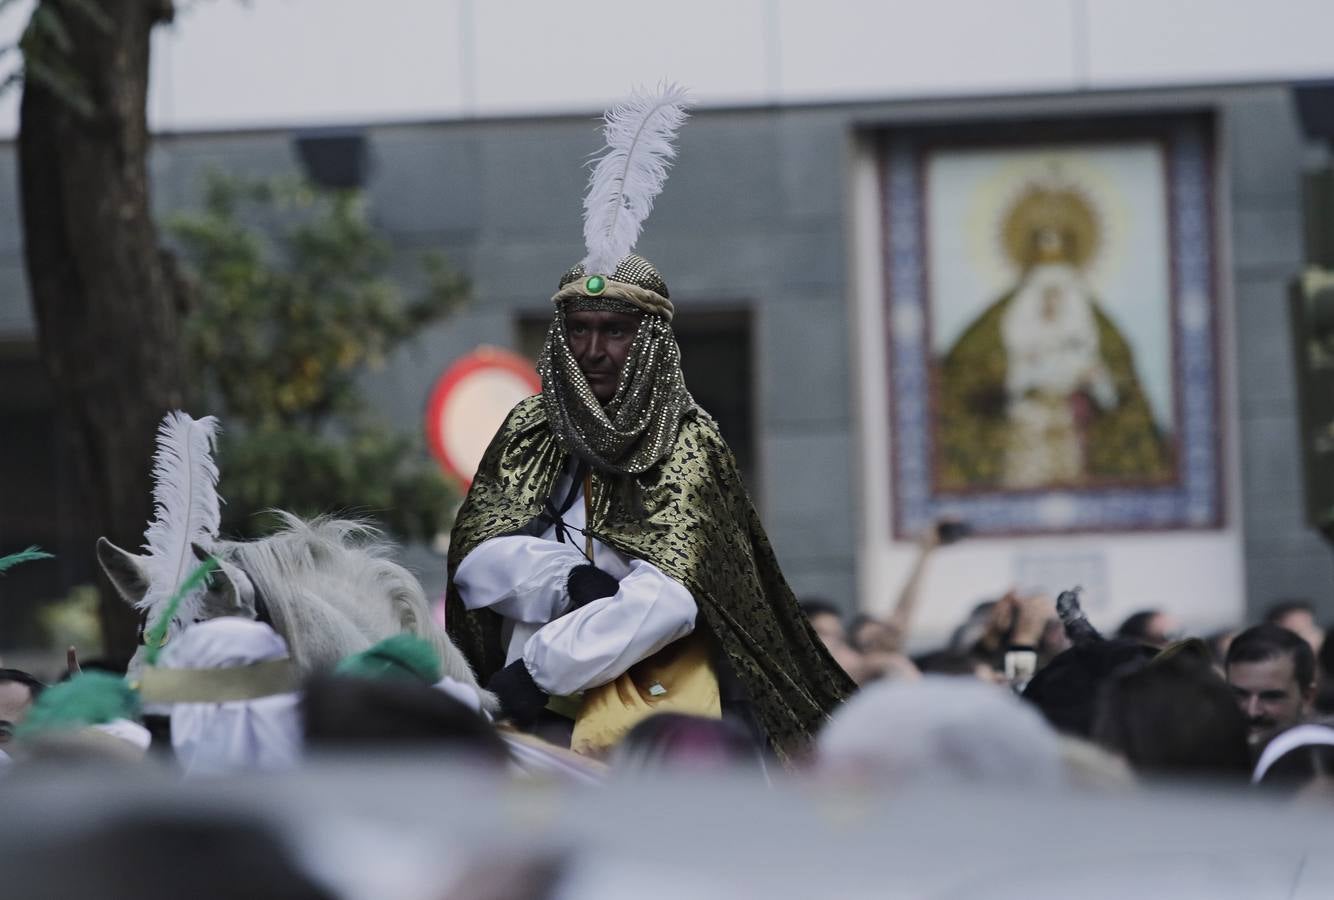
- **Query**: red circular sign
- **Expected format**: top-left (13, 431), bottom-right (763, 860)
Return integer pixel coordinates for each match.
top-left (425, 346), bottom-right (541, 488)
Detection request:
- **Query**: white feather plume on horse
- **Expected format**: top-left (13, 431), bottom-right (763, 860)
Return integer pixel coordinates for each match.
top-left (97, 410), bottom-right (493, 708)
top-left (136, 412), bottom-right (221, 621)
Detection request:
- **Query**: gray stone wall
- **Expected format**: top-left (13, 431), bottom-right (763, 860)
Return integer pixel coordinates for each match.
top-left (2, 86), bottom-right (1331, 622)
top-left (1224, 89), bottom-right (1334, 615)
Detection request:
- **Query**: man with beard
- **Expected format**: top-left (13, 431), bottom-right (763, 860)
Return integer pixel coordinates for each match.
top-left (1226, 624), bottom-right (1317, 753)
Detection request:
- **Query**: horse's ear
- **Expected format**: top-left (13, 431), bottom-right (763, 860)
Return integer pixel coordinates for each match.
top-left (96, 538), bottom-right (150, 608)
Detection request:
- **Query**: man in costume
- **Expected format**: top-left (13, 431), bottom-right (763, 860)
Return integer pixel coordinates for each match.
top-left (445, 85), bottom-right (853, 761)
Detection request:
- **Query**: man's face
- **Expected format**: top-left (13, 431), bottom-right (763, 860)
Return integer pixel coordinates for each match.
top-left (0, 680), bottom-right (35, 745)
top-left (1227, 655), bottom-right (1313, 747)
top-left (565, 309), bottom-right (641, 404)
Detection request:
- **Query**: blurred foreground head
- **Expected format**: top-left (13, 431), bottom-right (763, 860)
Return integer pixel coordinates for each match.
top-left (818, 676), bottom-right (1062, 786)
top-left (2, 812), bottom-right (330, 900)
top-left (611, 712), bottom-right (762, 774)
top-left (1092, 654), bottom-right (1250, 781)
top-left (1252, 723), bottom-right (1334, 798)
top-left (303, 674), bottom-right (508, 767)
top-left (1022, 639), bottom-right (1156, 737)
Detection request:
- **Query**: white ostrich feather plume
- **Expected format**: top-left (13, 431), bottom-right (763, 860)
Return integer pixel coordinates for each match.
top-left (581, 82), bottom-right (692, 278)
top-left (137, 411), bottom-right (222, 614)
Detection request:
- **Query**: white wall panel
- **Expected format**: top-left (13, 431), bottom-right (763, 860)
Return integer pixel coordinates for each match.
top-left (149, 0), bottom-right (469, 131)
top-left (4, 1), bottom-right (1334, 138)
top-left (776, 0), bottom-right (1080, 101)
top-left (470, 0), bottom-right (772, 113)
top-left (1087, 0), bottom-right (1334, 87)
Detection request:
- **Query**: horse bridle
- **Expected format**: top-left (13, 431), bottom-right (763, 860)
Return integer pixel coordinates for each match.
top-left (136, 560), bottom-right (275, 649)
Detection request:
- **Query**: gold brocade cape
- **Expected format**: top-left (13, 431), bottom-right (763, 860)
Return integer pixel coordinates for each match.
top-left (445, 396), bottom-right (855, 762)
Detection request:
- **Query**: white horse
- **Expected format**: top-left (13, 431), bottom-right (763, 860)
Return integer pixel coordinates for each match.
top-left (97, 512), bottom-right (493, 708)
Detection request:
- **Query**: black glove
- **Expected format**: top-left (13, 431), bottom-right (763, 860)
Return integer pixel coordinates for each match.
top-left (566, 564), bottom-right (621, 612)
top-left (486, 659), bottom-right (548, 729)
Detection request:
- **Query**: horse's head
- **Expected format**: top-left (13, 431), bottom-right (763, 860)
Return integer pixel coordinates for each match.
top-left (95, 537), bottom-right (259, 680)
top-left (98, 515), bottom-right (491, 706)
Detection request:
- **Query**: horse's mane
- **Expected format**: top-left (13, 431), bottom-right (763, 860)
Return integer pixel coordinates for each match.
top-left (217, 513), bottom-right (485, 696)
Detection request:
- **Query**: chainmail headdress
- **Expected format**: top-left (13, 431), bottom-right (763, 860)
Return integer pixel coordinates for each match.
top-left (537, 84), bottom-right (696, 474)
top-left (538, 255), bottom-right (695, 474)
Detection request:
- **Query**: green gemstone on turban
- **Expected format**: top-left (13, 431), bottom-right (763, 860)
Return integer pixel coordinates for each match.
top-left (585, 275), bottom-right (606, 295)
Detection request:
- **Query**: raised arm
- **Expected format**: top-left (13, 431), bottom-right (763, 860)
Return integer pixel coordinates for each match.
top-left (884, 526), bottom-right (942, 641)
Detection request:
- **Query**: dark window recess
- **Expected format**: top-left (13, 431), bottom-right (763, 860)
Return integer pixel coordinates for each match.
top-left (293, 129), bottom-right (370, 190)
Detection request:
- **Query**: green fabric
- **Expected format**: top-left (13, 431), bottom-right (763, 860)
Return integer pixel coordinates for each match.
top-left (936, 292), bottom-right (1173, 490)
top-left (336, 634), bottom-right (443, 684)
top-left (17, 672), bottom-right (140, 736)
top-left (445, 396), bottom-right (855, 762)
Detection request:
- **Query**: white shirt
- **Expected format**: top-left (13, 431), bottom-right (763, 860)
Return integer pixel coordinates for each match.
top-left (454, 466), bottom-right (697, 695)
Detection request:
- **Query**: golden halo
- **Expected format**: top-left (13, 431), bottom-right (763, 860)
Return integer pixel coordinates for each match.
top-left (1001, 183), bottom-right (1101, 270)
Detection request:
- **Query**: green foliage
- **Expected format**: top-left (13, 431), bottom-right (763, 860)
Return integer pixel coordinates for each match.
top-left (37, 583), bottom-right (104, 658)
top-left (169, 172), bottom-right (467, 540)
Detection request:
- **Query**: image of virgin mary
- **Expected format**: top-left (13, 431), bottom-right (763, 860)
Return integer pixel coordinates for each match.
top-left (934, 184), bottom-right (1174, 492)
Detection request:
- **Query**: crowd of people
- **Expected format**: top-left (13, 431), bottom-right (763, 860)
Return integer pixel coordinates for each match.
top-left (2, 584), bottom-right (1331, 793)
top-left (800, 575), bottom-right (1334, 793)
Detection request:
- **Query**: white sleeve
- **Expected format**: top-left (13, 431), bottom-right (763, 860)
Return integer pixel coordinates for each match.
top-left (454, 535), bottom-right (587, 624)
top-left (522, 558), bottom-right (697, 695)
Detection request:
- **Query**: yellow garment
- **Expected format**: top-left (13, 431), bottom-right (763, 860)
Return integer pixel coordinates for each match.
top-left (570, 632), bottom-right (720, 757)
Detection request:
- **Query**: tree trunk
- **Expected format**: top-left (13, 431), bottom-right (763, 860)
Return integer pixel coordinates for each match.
top-left (18, 0), bottom-right (184, 663)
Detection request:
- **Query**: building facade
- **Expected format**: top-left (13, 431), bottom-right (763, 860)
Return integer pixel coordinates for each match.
top-left (1, 1), bottom-right (1332, 647)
